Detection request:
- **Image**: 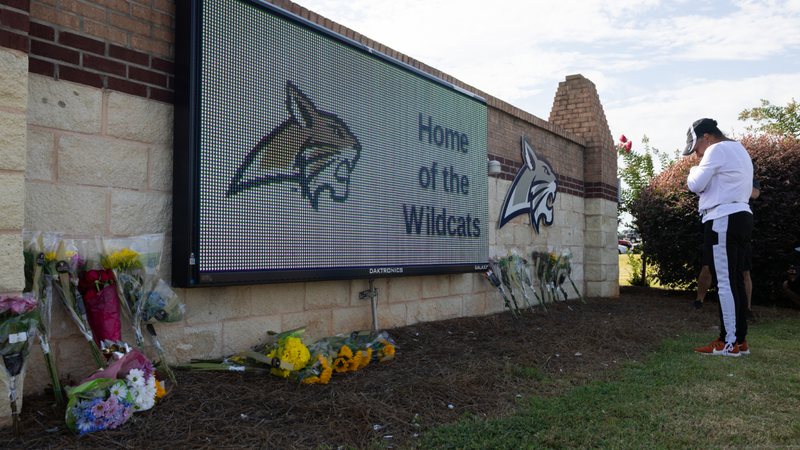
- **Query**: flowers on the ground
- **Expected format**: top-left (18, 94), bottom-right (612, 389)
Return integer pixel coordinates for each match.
top-left (266, 334), bottom-right (311, 378)
top-left (181, 329), bottom-right (397, 384)
top-left (66, 348), bottom-right (163, 435)
top-left (69, 386), bottom-right (133, 435)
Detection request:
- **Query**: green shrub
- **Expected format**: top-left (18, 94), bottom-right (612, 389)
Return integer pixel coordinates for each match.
top-left (630, 135), bottom-right (800, 303)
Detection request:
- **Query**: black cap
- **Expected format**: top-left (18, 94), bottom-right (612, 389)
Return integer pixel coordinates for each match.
top-left (683, 118), bottom-right (718, 155)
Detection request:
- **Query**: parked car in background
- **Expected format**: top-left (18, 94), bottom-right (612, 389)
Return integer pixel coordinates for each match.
top-left (618, 239), bottom-right (634, 254)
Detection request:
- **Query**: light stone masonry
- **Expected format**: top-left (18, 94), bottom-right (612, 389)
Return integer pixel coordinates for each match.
top-left (0, 172), bottom-right (25, 229)
top-left (407, 296), bottom-right (463, 324)
top-left (107, 92), bottom-right (173, 144)
top-left (28, 76), bottom-right (102, 134)
top-left (306, 280), bottom-right (350, 310)
top-left (58, 134), bottom-right (149, 189)
top-left (109, 190), bottom-right (172, 235)
top-left (149, 145), bottom-right (173, 191)
top-left (222, 316), bottom-right (282, 356)
top-left (24, 182), bottom-right (108, 235)
top-left (0, 233), bottom-right (24, 291)
top-left (0, 110), bottom-right (27, 171)
top-left (0, 50), bottom-right (28, 111)
top-left (25, 129), bottom-right (55, 181)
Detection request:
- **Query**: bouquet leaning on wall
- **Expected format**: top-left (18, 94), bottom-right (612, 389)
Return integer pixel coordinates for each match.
top-left (100, 234), bottom-right (182, 385)
top-left (44, 235), bottom-right (106, 368)
top-left (0, 293), bottom-right (39, 437)
top-left (22, 231), bottom-right (64, 406)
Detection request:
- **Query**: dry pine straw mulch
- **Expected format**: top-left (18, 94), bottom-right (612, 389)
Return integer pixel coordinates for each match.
top-left (3, 287), bottom-right (797, 449)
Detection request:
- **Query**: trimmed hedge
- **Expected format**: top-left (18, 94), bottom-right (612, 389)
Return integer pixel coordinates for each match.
top-left (631, 135), bottom-right (800, 304)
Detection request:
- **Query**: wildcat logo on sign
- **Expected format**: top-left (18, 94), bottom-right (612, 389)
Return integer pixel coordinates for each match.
top-left (498, 137), bottom-right (558, 233)
top-left (227, 81), bottom-right (362, 210)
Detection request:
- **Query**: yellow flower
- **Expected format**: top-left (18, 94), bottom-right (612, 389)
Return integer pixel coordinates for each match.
top-left (44, 251), bottom-right (57, 262)
top-left (318, 357), bottom-right (332, 384)
top-left (333, 355), bottom-right (350, 373)
top-left (338, 345), bottom-right (353, 358)
top-left (378, 341), bottom-right (396, 362)
top-left (268, 336), bottom-right (310, 378)
top-left (354, 348), bottom-right (371, 370)
top-left (301, 355), bottom-right (333, 385)
top-left (104, 247), bottom-right (142, 270)
top-left (155, 379), bottom-right (167, 399)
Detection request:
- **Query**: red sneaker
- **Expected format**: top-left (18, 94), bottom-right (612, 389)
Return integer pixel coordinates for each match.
top-left (738, 340), bottom-right (750, 355)
top-left (694, 339), bottom-right (741, 357)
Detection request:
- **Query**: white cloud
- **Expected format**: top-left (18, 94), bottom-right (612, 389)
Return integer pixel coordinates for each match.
top-left (294, 0), bottom-right (800, 157)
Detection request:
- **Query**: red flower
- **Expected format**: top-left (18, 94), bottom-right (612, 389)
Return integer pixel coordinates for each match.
top-left (625, 141), bottom-right (632, 152)
top-left (619, 134), bottom-right (628, 143)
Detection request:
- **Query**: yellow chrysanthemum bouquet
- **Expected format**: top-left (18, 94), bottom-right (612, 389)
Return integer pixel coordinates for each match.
top-left (181, 328), bottom-right (396, 385)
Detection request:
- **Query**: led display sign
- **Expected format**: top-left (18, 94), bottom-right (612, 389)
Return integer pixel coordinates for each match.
top-left (174, 0), bottom-right (488, 286)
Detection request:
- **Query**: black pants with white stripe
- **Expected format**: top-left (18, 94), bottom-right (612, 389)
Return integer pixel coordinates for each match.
top-left (704, 211), bottom-right (753, 345)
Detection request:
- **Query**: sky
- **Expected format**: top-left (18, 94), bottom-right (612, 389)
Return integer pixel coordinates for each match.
top-left (293, 0), bottom-right (800, 158)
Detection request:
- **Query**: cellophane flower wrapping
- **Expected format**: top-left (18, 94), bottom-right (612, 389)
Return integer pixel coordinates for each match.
top-left (1, 293), bottom-right (39, 435)
top-left (142, 279), bottom-right (184, 323)
top-left (76, 238), bottom-right (122, 346)
top-left (44, 235), bottom-right (105, 367)
top-left (101, 234), bottom-right (179, 385)
top-left (293, 340), bottom-right (333, 385)
top-left (261, 328), bottom-right (311, 378)
top-left (65, 378), bottom-right (134, 435)
top-left (66, 348), bottom-right (164, 434)
top-left (22, 231), bottom-right (64, 405)
top-left (315, 330), bottom-right (396, 375)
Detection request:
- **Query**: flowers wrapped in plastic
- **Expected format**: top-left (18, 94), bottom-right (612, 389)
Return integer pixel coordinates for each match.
top-left (180, 328), bottom-right (396, 384)
top-left (184, 327), bottom-right (312, 376)
top-left (101, 234), bottom-right (180, 385)
top-left (22, 231), bottom-right (64, 405)
top-left (0, 293), bottom-right (39, 436)
top-left (47, 236), bottom-right (105, 367)
top-left (75, 238), bottom-right (123, 347)
top-left (65, 348), bottom-right (165, 435)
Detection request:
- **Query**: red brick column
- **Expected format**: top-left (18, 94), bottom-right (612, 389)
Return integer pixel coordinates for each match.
top-left (549, 74), bottom-right (619, 297)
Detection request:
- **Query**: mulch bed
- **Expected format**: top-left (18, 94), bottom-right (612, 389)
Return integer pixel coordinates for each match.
top-left (3, 287), bottom-right (796, 449)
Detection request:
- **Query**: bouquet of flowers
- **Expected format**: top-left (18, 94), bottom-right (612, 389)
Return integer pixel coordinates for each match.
top-left (47, 237), bottom-right (105, 368)
top-left (293, 344), bottom-right (333, 385)
top-left (532, 250), bottom-right (583, 303)
top-left (484, 260), bottom-right (518, 318)
top-left (75, 238), bottom-right (122, 347)
top-left (22, 231), bottom-right (64, 405)
top-left (183, 327), bottom-right (312, 377)
top-left (65, 348), bottom-right (165, 435)
top-left (0, 293), bottom-right (39, 436)
top-left (101, 234), bottom-right (179, 384)
top-left (312, 330), bottom-right (395, 375)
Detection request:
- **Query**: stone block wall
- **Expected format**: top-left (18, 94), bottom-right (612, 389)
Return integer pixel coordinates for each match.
top-left (0, 0), bottom-right (618, 420)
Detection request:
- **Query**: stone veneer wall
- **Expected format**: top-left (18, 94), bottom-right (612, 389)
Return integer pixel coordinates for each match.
top-left (1, 0), bottom-right (617, 421)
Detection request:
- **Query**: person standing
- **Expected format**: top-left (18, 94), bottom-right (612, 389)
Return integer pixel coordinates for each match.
top-left (692, 177), bottom-right (760, 312)
top-left (685, 118), bottom-right (754, 357)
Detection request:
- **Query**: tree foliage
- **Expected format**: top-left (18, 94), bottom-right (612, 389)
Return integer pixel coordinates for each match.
top-left (630, 134), bottom-right (800, 303)
top-left (739, 98), bottom-right (800, 138)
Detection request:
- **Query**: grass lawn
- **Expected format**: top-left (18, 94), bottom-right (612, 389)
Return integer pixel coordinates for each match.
top-left (619, 253), bottom-right (664, 288)
top-left (420, 317), bottom-right (800, 448)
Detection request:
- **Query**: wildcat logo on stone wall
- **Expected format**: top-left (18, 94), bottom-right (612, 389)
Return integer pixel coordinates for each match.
top-left (227, 80), bottom-right (362, 210)
top-left (498, 137), bottom-right (558, 233)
